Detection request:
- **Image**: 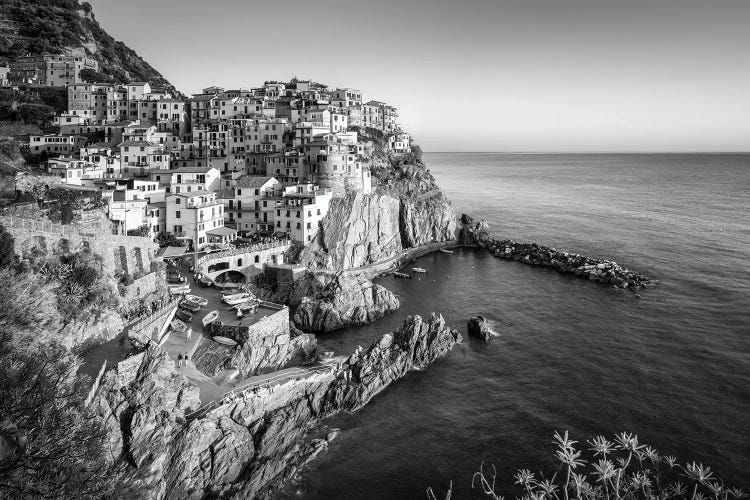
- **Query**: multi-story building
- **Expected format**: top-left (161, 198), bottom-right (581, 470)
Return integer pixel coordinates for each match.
top-left (222, 175), bottom-right (281, 233)
top-left (67, 83), bottom-right (114, 121)
top-left (9, 54), bottom-right (98, 87)
top-left (29, 134), bottom-right (87, 155)
top-left (388, 132), bottom-right (412, 153)
top-left (165, 190), bottom-right (227, 249)
top-left (274, 184), bottom-right (333, 245)
top-left (166, 166), bottom-right (221, 194)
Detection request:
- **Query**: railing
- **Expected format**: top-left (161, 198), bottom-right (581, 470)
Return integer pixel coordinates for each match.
top-left (125, 297), bottom-right (180, 331)
top-left (195, 239), bottom-right (292, 268)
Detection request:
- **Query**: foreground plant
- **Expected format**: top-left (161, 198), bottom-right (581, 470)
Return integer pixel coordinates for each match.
top-left (427, 431), bottom-right (746, 500)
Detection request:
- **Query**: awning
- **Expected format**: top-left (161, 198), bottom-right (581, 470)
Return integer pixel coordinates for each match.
top-left (206, 226), bottom-right (238, 237)
top-left (157, 246), bottom-right (189, 258)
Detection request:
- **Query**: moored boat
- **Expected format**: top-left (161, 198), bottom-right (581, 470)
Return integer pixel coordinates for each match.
top-left (175, 309), bottom-right (193, 323)
top-left (184, 294), bottom-right (208, 306)
top-left (212, 336), bottom-right (238, 346)
top-left (179, 300), bottom-right (201, 312)
top-left (439, 249), bottom-right (454, 254)
top-left (394, 272), bottom-right (412, 279)
top-left (412, 267), bottom-right (428, 273)
top-left (170, 319), bottom-right (187, 332)
top-left (202, 310), bottom-right (220, 327)
top-left (169, 283), bottom-right (191, 295)
top-left (222, 292), bottom-right (254, 305)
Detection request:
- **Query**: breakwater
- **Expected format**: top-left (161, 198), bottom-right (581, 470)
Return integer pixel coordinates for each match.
top-left (461, 215), bottom-right (651, 289)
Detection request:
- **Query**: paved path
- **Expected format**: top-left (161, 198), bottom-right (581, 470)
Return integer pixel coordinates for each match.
top-left (185, 364), bottom-right (333, 420)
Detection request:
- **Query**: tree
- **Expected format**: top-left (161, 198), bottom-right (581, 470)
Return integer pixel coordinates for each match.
top-left (156, 232), bottom-right (185, 248)
top-left (0, 225), bottom-right (14, 269)
top-left (0, 332), bottom-right (121, 499)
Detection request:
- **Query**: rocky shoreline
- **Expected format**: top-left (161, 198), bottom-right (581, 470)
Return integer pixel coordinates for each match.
top-left (92, 314), bottom-right (461, 499)
top-left (460, 215), bottom-right (652, 290)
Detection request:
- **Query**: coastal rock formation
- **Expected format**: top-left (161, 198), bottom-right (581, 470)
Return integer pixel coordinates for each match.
top-left (301, 193), bottom-right (402, 270)
top-left (400, 190), bottom-right (457, 247)
top-left (467, 315), bottom-right (493, 343)
top-left (321, 313), bottom-right (462, 412)
top-left (461, 217), bottom-right (652, 289)
top-left (291, 271), bottom-right (400, 333)
top-left (93, 314), bottom-right (460, 499)
top-left (193, 327), bottom-right (318, 378)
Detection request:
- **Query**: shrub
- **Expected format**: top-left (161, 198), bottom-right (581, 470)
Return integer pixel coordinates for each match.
top-left (428, 431), bottom-right (746, 500)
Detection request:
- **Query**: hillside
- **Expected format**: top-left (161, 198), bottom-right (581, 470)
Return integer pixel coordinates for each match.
top-left (0, 0), bottom-right (181, 97)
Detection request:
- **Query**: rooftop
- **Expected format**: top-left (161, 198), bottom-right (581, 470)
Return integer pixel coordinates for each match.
top-left (172, 166), bottom-right (216, 174)
top-left (235, 175), bottom-right (274, 188)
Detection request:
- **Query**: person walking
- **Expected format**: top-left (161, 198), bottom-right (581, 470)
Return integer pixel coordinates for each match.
top-left (177, 353), bottom-right (183, 368)
top-left (184, 353), bottom-right (190, 366)
top-left (186, 327), bottom-right (192, 341)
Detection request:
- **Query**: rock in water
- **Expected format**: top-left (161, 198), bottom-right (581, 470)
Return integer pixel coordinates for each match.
top-left (290, 271), bottom-right (400, 333)
top-left (467, 315), bottom-right (493, 342)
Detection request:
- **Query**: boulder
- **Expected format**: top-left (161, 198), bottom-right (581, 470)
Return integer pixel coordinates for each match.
top-left (467, 315), bottom-right (493, 343)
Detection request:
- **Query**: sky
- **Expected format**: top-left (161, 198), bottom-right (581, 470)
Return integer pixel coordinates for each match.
top-left (90, 0), bottom-right (750, 152)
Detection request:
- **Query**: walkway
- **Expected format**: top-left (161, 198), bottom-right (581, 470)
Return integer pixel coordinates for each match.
top-left (185, 364), bottom-right (333, 420)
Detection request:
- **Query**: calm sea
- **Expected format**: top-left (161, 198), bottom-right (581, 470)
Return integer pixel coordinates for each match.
top-left (287, 153), bottom-right (750, 499)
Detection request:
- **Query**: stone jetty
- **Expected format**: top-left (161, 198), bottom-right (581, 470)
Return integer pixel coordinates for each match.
top-left (461, 215), bottom-right (651, 290)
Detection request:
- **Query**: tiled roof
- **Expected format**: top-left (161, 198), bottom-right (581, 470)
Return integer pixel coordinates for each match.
top-left (235, 175), bottom-right (274, 188)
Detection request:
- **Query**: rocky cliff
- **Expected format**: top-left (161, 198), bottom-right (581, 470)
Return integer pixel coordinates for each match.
top-left (291, 271), bottom-right (400, 333)
top-left (301, 154), bottom-right (457, 272)
top-left (94, 314), bottom-right (460, 499)
top-left (301, 193), bottom-right (402, 270)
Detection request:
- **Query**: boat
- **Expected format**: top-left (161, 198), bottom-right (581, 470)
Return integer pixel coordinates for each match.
top-left (222, 292), bottom-right (254, 305)
top-left (212, 336), bottom-right (238, 347)
top-left (175, 309), bottom-right (193, 323)
top-left (169, 283), bottom-right (191, 294)
top-left (439, 249), bottom-right (454, 254)
top-left (167, 274), bottom-right (186, 284)
top-left (235, 302), bottom-right (257, 317)
top-left (184, 294), bottom-right (208, 306)
top-left (170, 319), bottom-right (187, 332)
top-left (412, 267), bottom-right (428, 273)
top-left (179, 300), bottom-right (201, 313)
top-left (198, 276), bottom-right (212, 287)
top-left (202, 310), bottom-right (220, 327)
top-left (215, 281), bottom-right (242, 290)
top-left (394, 272), bottom-right (412, 279)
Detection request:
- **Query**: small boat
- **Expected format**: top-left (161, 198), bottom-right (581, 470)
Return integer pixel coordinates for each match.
top-left (198, 276), bottom-right (212, 287)
top-left (202, 310), bottom-right (220, 327)
top-left (412, 267), bottom-right (428, 273)
top-left (184, 294), bottom-right (208, 306)
top-left (167, 274), bottom-right (186, 284)
top-left (169, 283), bottom-right (191, 294)
top-left (170, 319), bottom-right (187, 332)
top-left (175, 309), bottom-right (193, 323)
top-left (439, 249), bottom-right (454, 254)
top-left (222, 292), bottom-right (254, 305)
top-left (179, 300), bottom-right (201, 313)
top-left (394, 272), bottom-right (412, 279)
top-left (212, 336), bottom-right (238, 347)
top-left (235, 302), bottom-right (256, 317)
top-left (215, 281), bottom-right (242, 290)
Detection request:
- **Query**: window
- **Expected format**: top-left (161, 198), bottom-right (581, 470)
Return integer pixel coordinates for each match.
top-left (175, 198), bottom-right (181, 204)
top-left (175, 211), bottom-right (181, 218)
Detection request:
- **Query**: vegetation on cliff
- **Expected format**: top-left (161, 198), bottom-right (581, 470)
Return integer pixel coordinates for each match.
top-left (0, 0), bottom-right (181, 96)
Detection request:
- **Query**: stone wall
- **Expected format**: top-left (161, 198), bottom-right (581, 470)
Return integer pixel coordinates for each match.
top-left (1, 215), bottom-right (159, 277)
top-left (196, 243), bottom-right (291, 281)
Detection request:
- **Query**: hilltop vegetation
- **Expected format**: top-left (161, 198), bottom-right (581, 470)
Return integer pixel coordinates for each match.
top-left (0, 0), bottom-right (181, 96)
